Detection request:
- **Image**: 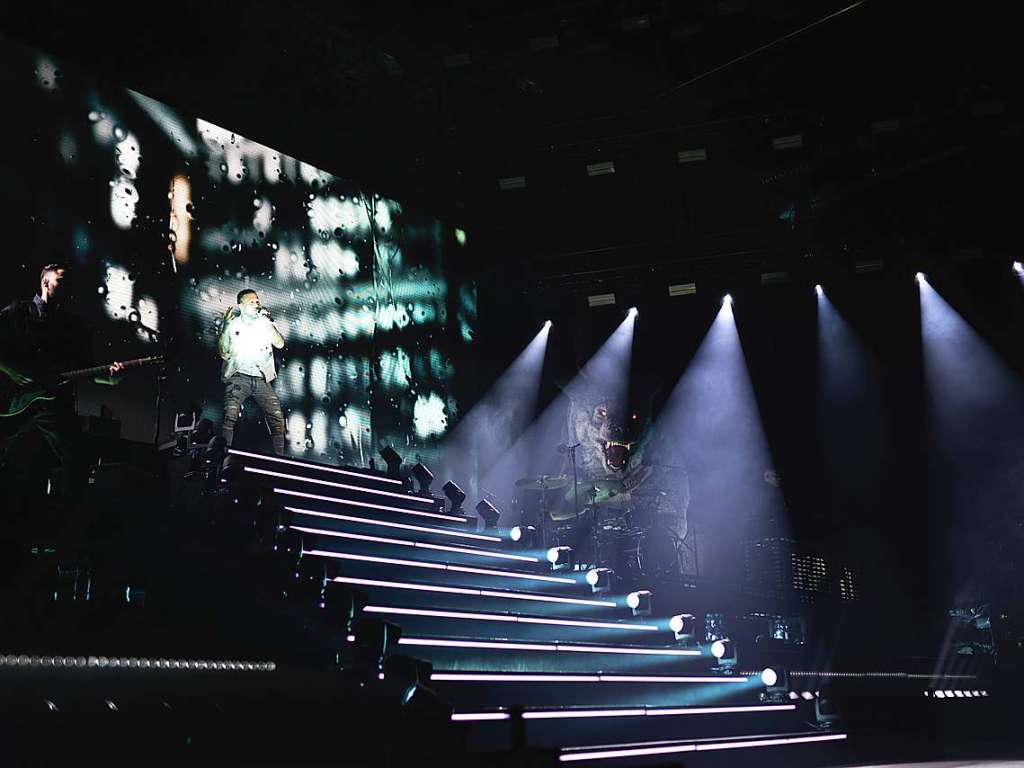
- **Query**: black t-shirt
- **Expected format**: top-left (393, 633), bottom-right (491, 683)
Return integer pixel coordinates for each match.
top-left (0, 296), bottom-right (94, 392)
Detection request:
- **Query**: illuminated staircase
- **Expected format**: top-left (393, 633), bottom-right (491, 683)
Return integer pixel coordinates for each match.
top-left (234, 449), bottom-right (849, 765)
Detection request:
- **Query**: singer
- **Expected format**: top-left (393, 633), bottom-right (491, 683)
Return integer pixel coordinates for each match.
top-left (218, 289), bottom-right (286, 455)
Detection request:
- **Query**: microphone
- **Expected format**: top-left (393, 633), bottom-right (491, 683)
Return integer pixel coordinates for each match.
top-left (557, 442), bottom-right (581, 454)
top-left (258, 307), bottom-right (274, 321)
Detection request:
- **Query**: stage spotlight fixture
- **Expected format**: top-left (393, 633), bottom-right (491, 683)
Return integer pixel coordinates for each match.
top-left (509, 525), bottom-right (538, 548)
top-left (585, 568), bottom-right (614, 594)
top-left (626, 590), bottom-right (652, 617)
top-left (761, 668), bottom-right (778, 687)
top-left (475, 499), bottom-right (501, 529)
top-left (710, 638), bottom-right (737, 669)
top-left (915, 272), bottom-right (926, 284)
top-left (347, 617), bottom-right (402, 672)
top-left (546, 546), bottom-right (573, 571)
top-left (380, 445), bottom-right (403, 478)
top-left (627, 306), bottom-right (638, 317)
top-left (723, 294), bottom-right (733, 306)
top-left (544, 320), bottom-right (553, 329)
top-left (815, 689), bottom-right (840, 727)
top-left (815, 284), bottom-right (824, 297)
top-left (410, 463), bottom-right (434, 495)
top-left (441, 481), bottom-right (467, 514)
top-left (1014, 261), bottom-right (1023, 275)
top-left (669, 614), bottom-right (697, 644)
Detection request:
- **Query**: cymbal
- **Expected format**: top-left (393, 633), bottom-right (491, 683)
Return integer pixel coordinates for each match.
top-left (584, 478), bottom-right (630, 505)
top-left (515, 474), bottom-right (570, 491)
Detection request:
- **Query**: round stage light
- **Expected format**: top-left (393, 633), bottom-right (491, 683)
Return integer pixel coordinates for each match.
top-left (546, 547), bottom-right (561, 564)
top-left (543, 320), bottom-right (553, 329)
top-left (915, 272), bottom-right (926, 284)
top-left (669, 615), bottom-right (685, 634)
top-left (723, 294), bottom-right (733, 306)
top-left (711, 640), bottom-right (727, 659)
top-left (586, 569), bottom-right (600, 586)
top-left (627, 306), bottom-right (638, 317)
top-left (761, 668), bottom-right (778, 687)
top-left (815, 284), bottom-right (824, 296)
top-left (1014, 261), bottom-right (1024, 275)
top-left (510, 526), bottom-right (523, 542)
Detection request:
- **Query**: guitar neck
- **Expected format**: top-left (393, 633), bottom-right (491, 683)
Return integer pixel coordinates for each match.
top-left (59, 356), bottom-right (163, 380)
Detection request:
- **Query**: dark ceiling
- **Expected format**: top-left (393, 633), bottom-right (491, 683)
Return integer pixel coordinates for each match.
top-left (2, 1), bottom-right (1019, 288)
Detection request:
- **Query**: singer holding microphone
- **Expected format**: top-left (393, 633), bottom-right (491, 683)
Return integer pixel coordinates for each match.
top-left (218, 289), bottom-right (286, 455)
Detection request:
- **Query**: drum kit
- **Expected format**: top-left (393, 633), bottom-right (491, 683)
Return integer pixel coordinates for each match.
top-left (512, 471), bottom-right (685, 580)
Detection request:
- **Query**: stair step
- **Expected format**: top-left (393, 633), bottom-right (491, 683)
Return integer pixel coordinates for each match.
top-left (329, 576), bottom-right (619, 615)
top-left (395, 638), bottom-right (705, 673)
top-left (307, 548), bottom-right (579, 589)
top-left (228, 448), bottom-right (403, 491)
top-left (362, 604), bottom-right (663, 642)
top-left (285, 505), bottom-right (502, 544)
top-left (294, 525), bottom-right (542, 566)
top-left (275, 487), bottom-right (469, 526)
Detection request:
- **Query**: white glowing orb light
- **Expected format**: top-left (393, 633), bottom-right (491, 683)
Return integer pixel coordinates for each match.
top-left (544, 320), bottom-right (553, 329)
top-left (815, 284), bottom-right (824, 297)
top-left (413, 393), bottom-right (448, 439)
top-left (627, 306), bottom-right (638, 317)
top-left (110, 177), bottom-right (138, 230)
top-left (510, 526), bottom-right (523, 542)
top-left (915, 272), bottom-right (926, 284)
top-left (723, 294), bottom-right (733, 306)
top-left (760, 668), bottom-right (778, 687)
top-left (1013, 261), bottom-right (1023, 275)
top-left (711, 640), bottom-right (727, 659)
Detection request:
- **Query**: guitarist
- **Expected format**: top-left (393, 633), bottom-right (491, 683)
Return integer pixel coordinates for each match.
top-left (0, 263), bottom-right (124, 498)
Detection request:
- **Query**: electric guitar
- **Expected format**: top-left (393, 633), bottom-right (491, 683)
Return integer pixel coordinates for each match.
top-left (0, 355), bottom-right (165, 419)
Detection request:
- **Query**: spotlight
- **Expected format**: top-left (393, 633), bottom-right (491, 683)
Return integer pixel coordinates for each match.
top-left (410, 463), bottom-right (434, 495)
top-left (626, 590), bottom-right (652, 617)
top-left (760, 668), bottom-right (790, 703)
top-left (815, 284), bottom-right (824, 297)
top-left (627, 306), bottom-right (638, 317)
top-left (475, 499), bottom-right (501, 529)
top-left (380, 446), bottom-right (403, 478)
top-left (669, 613), bottom-right (697, 644)
top-left (723, 294), bottom-right (733, 306)
top-left (814, 688), bottom-right (840, 727)
top-left (543, 320), bottom-right (553, 329)
top-left (1014, 261), bottom-right (1023, 275)
top-left (509, 525), bottom-right (538, 548)
top-left (585, 568), bottom-right (614, 594)
top-left (710, 638), bottom-right (737, 669)
top-left (546, 546), bottom-right (573, 571)
top-left (915, 272), bottom-right (926, 284)
top-left (441, 481), bottom-right (467, 514)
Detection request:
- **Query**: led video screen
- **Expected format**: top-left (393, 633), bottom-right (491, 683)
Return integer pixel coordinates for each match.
top-left (0, 38), bottom-right (475, 465)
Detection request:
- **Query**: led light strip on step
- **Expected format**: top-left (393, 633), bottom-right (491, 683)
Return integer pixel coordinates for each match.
top-left (432, 673), bottom-right (748, 683)
top-left (333, 576), bottom-right (616, 607)
top-left (286, 506), bottom-right (500, 542)
top-left (292, 526), bottom-right (537, 563)
top-left (248, 467), bottom-right (433, 504)
top-left (303, 549), bottom-right (576, 584)
top-left (228, 449), bottom-right (403, 484)
top-left (399, 637), bottom-right (701, 656)
top-left (276, 488), bottom-right (466, 523)
top-left (558, 733), bottom-right (848, 762)
top-left (451, 704), bottom-right (795, 722)
top-left (364, 605), bottom-right (659, 632)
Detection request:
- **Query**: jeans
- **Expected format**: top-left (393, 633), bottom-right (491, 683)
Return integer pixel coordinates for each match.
top-left (222, 373), bottom-right (285, 455)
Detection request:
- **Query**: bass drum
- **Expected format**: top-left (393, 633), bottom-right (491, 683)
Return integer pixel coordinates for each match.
top-left (617, 526), bottom-right (681, 579)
